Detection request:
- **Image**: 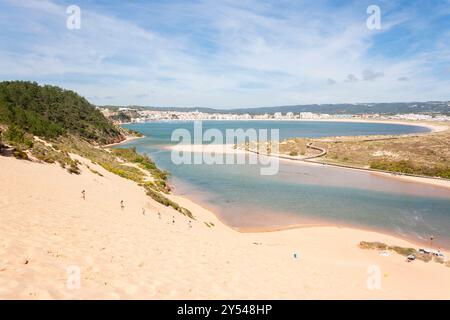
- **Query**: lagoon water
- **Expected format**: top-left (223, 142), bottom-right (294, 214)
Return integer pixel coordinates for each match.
top-left (122, 121), bottom-right (450, 248)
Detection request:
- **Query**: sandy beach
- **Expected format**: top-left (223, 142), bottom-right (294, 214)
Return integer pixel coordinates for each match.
top-left (1, 152), bottom-right (449, 299)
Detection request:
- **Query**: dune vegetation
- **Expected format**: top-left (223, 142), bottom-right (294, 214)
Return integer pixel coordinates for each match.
top-left (359, 241), bottom-right (449, 265)
top-left (0, 81), bottom-right (193, 220)
top-left (314, 129), bottom-right (450, 178)
top-left (275, 127), bottom-right (450, 179)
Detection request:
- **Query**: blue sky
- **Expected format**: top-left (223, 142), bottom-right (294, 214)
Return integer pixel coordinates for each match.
top-left (0, 0), bottom-right (449, 108)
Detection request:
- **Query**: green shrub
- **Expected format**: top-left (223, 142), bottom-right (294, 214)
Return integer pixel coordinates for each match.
top-left (100, 162), bottom-right (144, 182)
top-left (413, 252), bottom-right (433, 263)
top-left (370, 160), bottom-right (450, 178)
top-left (144, 186), bottom-right (194, 220)
top-left (154, 180), bottom-right (170, 193)
top-left (434, 257), bottom-right (445, 264)
top-left (31, 143), bottom-right (57, 163)
top-left (67, 162), bottom-right (81, 175)
top-left (29, 141), bottom-right (81, 175)
top-left (12, 148), bottom-right (28, 160)
top-left (111, 147), bottom-right (169, 185)
top-left (389, 246), bottom-right (417, 257)
top-left (125, 129), bottom-right (143, 137)
top-left (87, 166), bottom-right (103, 177)
top-left (4, 126), bottom-right (33, 148)
top-left (359, 241), bottom-right (388, 250)
top-left (297, 139), bottom-right (307, 155)
top-left (359, 241), bottom-right (433, 263)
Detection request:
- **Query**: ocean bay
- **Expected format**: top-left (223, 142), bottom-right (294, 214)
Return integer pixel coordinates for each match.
top-left (123, 120), bottom-right (450, 248)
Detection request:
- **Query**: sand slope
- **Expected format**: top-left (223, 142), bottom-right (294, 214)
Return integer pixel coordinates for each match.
top-left (0, 155), bottom-right (449, 299)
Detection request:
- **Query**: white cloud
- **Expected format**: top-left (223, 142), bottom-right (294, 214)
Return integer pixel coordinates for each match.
top-left (345, 74), bottom-right (359, 83)
top-left (362, 69), bottom-right (384, 81)
top-left (0, 0), bottom-right (449, 107)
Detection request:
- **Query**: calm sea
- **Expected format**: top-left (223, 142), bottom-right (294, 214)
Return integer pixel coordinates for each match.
top-left (122, 121), bottom-right (450, 248)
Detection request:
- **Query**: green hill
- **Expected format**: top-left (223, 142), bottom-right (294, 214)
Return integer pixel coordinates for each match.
top-left (0, 81), bottom-right (123, 144)
top-left (0, 81), bottom-right (195, 219)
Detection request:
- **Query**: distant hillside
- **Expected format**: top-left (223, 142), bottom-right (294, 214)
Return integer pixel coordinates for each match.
top-left (0, 81), bottom-right (123, 144)
top-left (224, 102), bottom-right (450, 115)
top-left (104, 102), bottom-right (450, 115)
top-left (103, 105), bottom-right (220, 113)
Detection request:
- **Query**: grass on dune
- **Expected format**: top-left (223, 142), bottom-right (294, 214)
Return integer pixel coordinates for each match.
top-left (144, 186), bottom-right (195, 220)
top-left (1, 131), bottom-right (193, 219)
top-left (0, 81), bottom-right (193, 219)
top-left (312, 129), bottom-right (450, 178)
top-left (273, 126), bottom-right (450, 179)
top-left (60, 137), bottom-right (192, 217)
top-left (358, 241), bottom-right (444, 264)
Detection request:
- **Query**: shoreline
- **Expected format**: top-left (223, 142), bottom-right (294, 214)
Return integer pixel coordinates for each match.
top-left (124, 118), bottom-right (448, 133)
top-left (167, 141), bottom-right (450, 245)
top-left (123, 119), bottom-right (450, 244)
top-left (1, 146), bottom-right (450, 298)
top-left (234, 218), bottom-right (449, 252)
top-left (168, 190), bottom-right (450, 253)
top-left (165, 118), bottom-right (450, 190)
top-left (268, 152), bottom-right (450, 190)
top-left (121, 119), bottom-right (450, 250)
top-left (287, 118), bottom-right (448, 133)
top-left (163, 144), bottom-right (450, 249)
top-left (169, 182), bottom-right (450, 251)
top-left (167, 142), bottom-right (450, 190)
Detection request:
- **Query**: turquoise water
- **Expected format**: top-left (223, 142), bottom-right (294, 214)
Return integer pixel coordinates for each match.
top-left (122, 121), bottom-right (450, 248)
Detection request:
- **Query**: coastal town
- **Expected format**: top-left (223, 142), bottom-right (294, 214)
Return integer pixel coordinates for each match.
top-left (100, 107), bottom-right (450, 124)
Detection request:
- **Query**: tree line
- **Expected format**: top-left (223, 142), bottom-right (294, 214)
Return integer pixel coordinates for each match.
top-left (0, 81), bottom-right (123, 144)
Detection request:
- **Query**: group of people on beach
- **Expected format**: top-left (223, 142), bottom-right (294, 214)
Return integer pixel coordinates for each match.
top-left (81, 189), bottom-right (193, 228)
top-left (82, 190), bottom-right (126, 209)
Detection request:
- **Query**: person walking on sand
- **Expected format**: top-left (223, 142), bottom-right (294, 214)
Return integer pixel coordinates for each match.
top-left (189, 220), bottom-right (192, 228)
top-left (142, 208), bottom-right (145, 216)
top-left (81, 190), bottom-right (85, 200)
top-left (172, 216), bottom-right (175, 224)
top-left (158, 211), bottom-right (161, 219)
top-left (120, 200), bottom-right (124, 210)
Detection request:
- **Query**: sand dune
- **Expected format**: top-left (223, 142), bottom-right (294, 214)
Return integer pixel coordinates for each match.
top-left (0, 155), bottom-right (449, 299)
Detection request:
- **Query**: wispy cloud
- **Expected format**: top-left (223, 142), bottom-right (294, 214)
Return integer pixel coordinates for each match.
top-left (0, 0), bottom-right (449, 107)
